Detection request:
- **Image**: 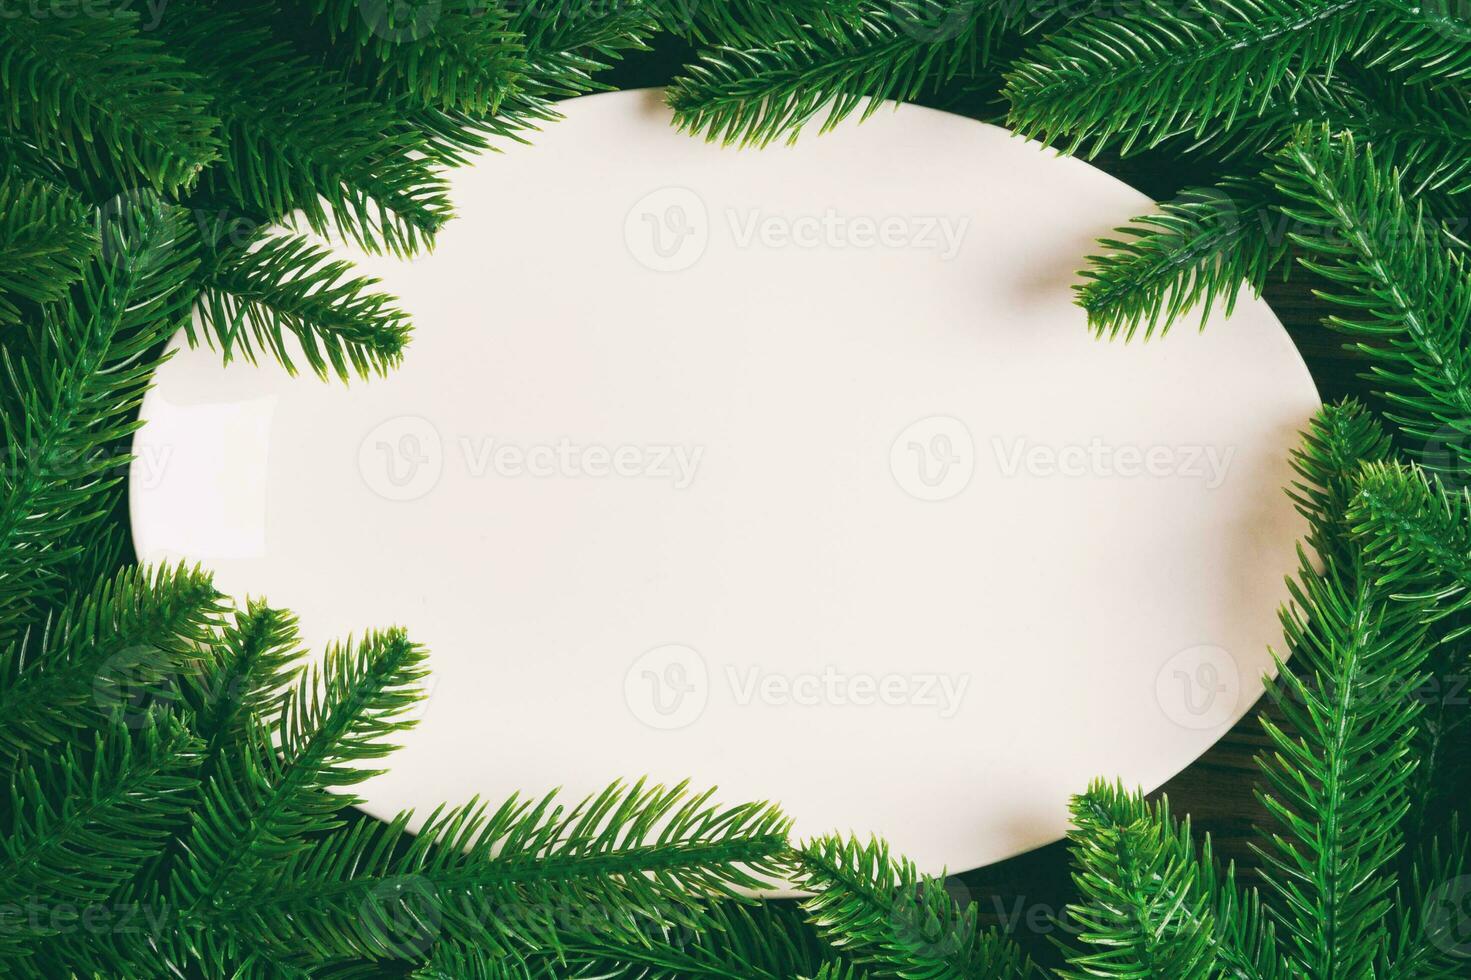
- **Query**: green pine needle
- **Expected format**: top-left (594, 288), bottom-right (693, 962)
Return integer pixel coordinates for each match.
top-left (294, 0), bottom-right (523, 113)
top-left (0, 715), bottom-right (202, 956)
top-left (178, 627), bottom-right (428, 927)
top-left (1004, 0), bottom-right (1471, 158)
top-left (407, 0), bottom-right (660, 166)
top-left (1061, 781), bottom-right (1283, 979)
top-left (1330, 454), bottom-right (1471, 871)
top-left (661, 0), bottom-right (865, 45)
top-left (1272, 129), bottom-right (1471, 487)
top-left (0, 194), bottom-right (199, 630)
top-left (1351, 460), bottom-right (1471, 632)
top-left (157, 3), bottom-right (452, 257)
top-left (0, 563), bottom-right (222, 764)
top-left (1383, 820), bottom-right (1471, 979)
top-left (1198, 70), bottom-right (1471, 201)
top-left (0, 8), bottom-right (219, 190)
top-left (668, 1), bottom-right (1017, 147)
top-left (0, 169), bottom-right (97, 326)
top-left (804, 963), bottom-right (873, 980)
top-left (1287, 398), bottom-right (1395, 564)
top-left (556, 899), bottom-right (832, 979)
top-left (194, 230), bottom-right (412, 381)
top-left (794, 834), bottom-right (1041, 979)
top-left (424, 896), bottom-right (831, 979)
top-left (190, 602), bottom-right (307, 754)
top-left (1078, 177), bottom-right (1289, 341)
top-left (1254, 533), bottom-right (1433, 975)
top-left (218, 779), bottom-right (790, 965)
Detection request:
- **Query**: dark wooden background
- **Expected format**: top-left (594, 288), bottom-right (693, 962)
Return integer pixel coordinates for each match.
top-left (602, 38), bottom-right (1372, 966)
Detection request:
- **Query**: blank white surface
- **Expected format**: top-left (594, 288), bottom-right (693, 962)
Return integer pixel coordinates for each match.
top-left (131, 89), bottom-right (1319, 883)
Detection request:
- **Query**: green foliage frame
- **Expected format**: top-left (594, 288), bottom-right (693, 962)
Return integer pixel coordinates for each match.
top-left (2, 1), bottom-right (1470, 977)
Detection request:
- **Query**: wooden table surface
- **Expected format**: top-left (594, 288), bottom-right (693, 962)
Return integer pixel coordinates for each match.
top-left (604, 39), bottom-right (1372, 966)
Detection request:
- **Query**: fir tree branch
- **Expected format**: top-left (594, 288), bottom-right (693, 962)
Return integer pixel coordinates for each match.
top-left (178, 628), bottom-right (428, 926)
top-left (290, 0), bottom-right (522, 113)
top-left (1381, 818), bottom-right (1471, 980)
top-left (1061, 781), bottom-right (1283, 979)
top-left (1004, 0), bottom-right (1471, 157)
top-left (555, 899), bottom-right (832, 979)
top-left (0, 169), bottom-right (97, 326)
top-left (0, 195), bottom-right (199, 631)
top-left (1273, 128), bottom-right (1471, 484)
top-left (1205, 70), bottom-right (1471, 200)
top-left (1254, 538), bottom-right (1433, 975)
top-left (1351, 461), bottom-right (1471, 632)
top-left (191, 602), bottom-right (307, 758)
top-left (422, 899), bottom-right (834, 979)
top-left (0, 2), bottom-right (219, 191)
top-left (54, 495), bottom-right (131, 602)
top-left (1349, 462), bottom-right (1471, 842)
top-left (0, 563), bottom-right (222, 764)
top-left (131, 603), bottom-right (307, 904)
top-left (1358, 92), bottom-right (1471, 199)
top-left (668, 1), bottom-right (1020, 147)
top-left (193, 230), bottom-right (412, 380)
top-left (0, 715), bottom-right (201, 956)
top-left (660, 0), bottom-right (865, 45)
top-left (156, 1), bottom-right (452, 256)
top-left (1287, 398), bottom-right (1395, 565)
top-left (794, 834), bottom-right (1041, 979)
top-left (221, 781), bottom-right (789, 965)
top-left (406, 0), bottom-right (659, 166)
top-left (1079, 177), bottom-right (1289, 341)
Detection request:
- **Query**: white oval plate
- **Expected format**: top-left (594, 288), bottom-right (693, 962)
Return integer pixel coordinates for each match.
top-left (131, 89), bottom-right (1318, 883)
